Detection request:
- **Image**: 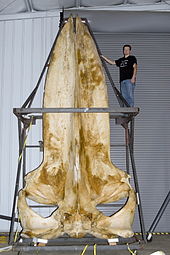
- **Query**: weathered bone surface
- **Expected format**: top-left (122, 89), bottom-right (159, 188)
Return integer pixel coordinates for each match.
top-left (18, 17), bottom-right (136, 239)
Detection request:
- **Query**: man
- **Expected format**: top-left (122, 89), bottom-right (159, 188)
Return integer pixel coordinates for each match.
top-left (101, 45), bottom-right (137, 107)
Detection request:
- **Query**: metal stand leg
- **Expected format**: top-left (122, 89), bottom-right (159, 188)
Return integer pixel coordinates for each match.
top-left (128, 119), bottom-right (147, 243)
top-left (147, 190), bottom-right (170, 241)
top-left (125, 124), bottom-right (130, 175)
top-left (9, 122), bottom-right (27, 244)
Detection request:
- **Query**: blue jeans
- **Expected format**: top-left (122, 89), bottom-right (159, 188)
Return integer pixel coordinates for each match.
top-left (120, 79), bottom-right (135, 107)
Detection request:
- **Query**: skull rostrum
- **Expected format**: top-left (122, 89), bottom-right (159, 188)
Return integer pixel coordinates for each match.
top-left (18, 17), bottom-right (136, 240)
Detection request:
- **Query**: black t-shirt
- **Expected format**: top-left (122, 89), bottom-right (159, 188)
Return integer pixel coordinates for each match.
top-left (115, 55), bottom-right (137, 82)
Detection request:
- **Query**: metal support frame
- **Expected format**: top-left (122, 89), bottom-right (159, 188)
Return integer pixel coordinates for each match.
top-left (8, 109), bottom-right (146, 250)
top-left (9, 120), bottom-right (28, 244)
top-left (147, 190), bottom-right (170, 241)
top-left (128, 119), bottom-right (146, 242)
top-left (2, 15), bottom-right (146, 251)
top-left (12, 239), bottom-right (141, 252)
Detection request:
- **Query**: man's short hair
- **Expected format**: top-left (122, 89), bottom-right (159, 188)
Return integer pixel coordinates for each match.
top-left (123, 44), bottom-right (132, 51)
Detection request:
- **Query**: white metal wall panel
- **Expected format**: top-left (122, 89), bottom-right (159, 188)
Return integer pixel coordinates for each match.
top-left (95, 33), bottom-right (170, 232)
top-left (0, 14), bottom-right (60, 231)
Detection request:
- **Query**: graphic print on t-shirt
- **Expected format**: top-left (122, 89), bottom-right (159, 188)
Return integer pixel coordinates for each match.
top-left (120, 59), bottom-right (128, 68)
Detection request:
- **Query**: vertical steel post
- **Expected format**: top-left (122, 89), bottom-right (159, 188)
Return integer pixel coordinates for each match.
top-left (9, 122), bottom-right (26, 244)
top-left (129, 118), bottom-right (134, 153)
top-left (125, 124), bottom-right (130, 175)
top-left (22, 147), bottom-right (26, 187)
top-left (128, 118), bottom-right (147, 243)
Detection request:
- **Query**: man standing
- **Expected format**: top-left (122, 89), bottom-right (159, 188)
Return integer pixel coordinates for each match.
top-left (101, 45), bottom-right (137, 107)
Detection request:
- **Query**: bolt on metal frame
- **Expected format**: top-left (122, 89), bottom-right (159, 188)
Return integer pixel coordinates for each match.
top-left (5, 14), bottom-right (146, 251)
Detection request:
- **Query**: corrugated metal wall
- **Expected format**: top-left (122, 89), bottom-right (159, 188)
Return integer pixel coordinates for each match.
top-left (95, 33), bottom-right (170, 231)
top-left (0, 14), bottom-right (60, 231)
top-left (0, 14), bottom-right (169, 233)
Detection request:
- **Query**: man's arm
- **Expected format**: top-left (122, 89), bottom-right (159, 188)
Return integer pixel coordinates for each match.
top-left (131, 63), bottom-right (138, 84)
top-left (100, 55), bottom-right (116, 65)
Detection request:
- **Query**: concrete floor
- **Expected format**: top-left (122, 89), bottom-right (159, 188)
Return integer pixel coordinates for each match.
top-left (0, 234), bottom-right (170, 255)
